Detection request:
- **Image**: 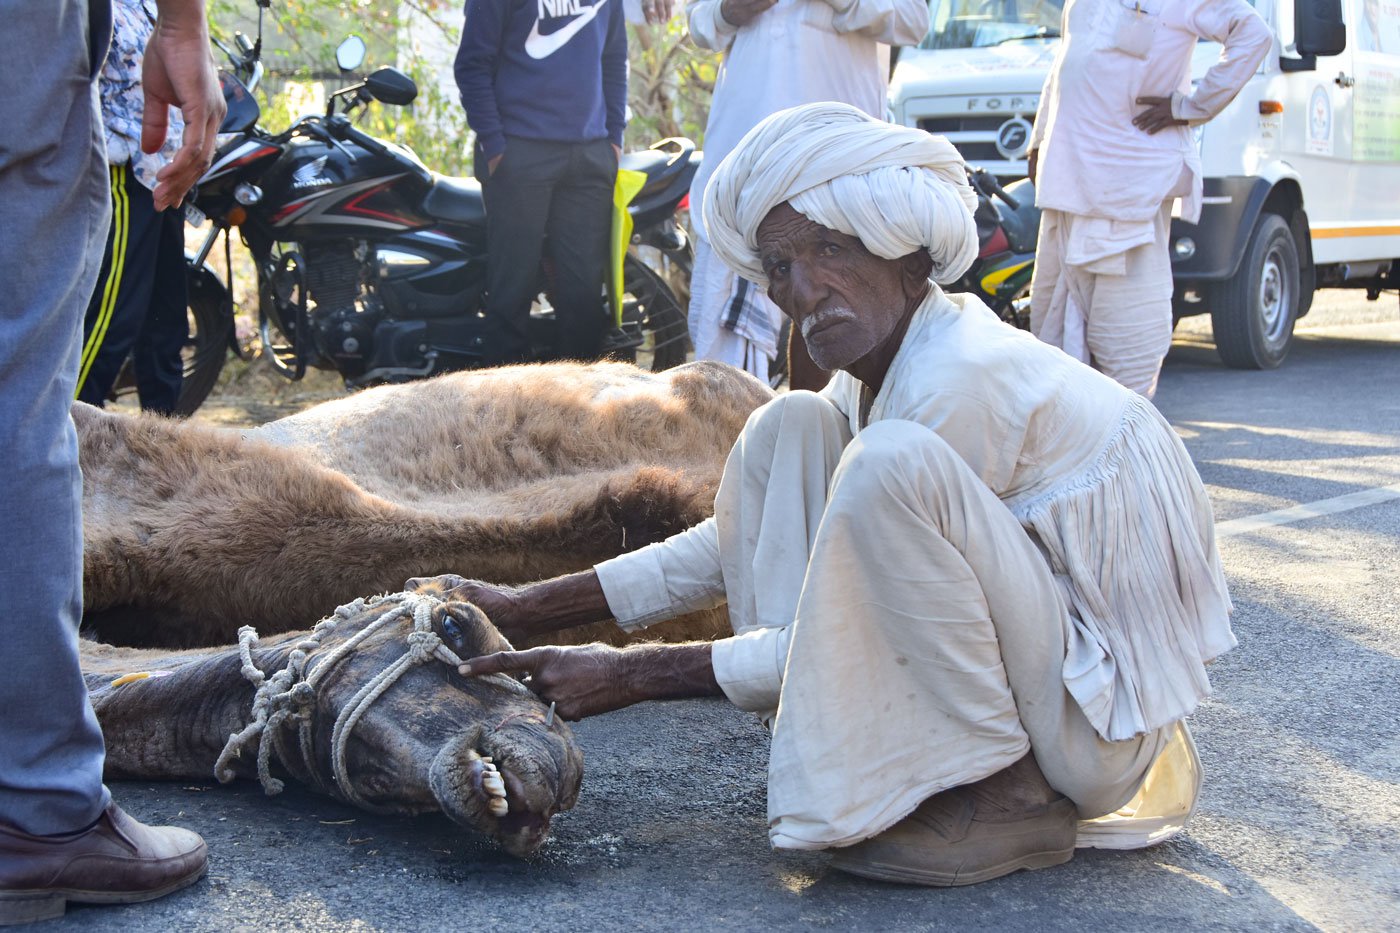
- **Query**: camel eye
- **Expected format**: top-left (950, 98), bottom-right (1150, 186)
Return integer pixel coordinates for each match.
top-left (440, 616), bottom-right (464, 642)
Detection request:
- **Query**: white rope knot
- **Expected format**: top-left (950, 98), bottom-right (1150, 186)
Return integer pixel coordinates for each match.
top-left (214, 591), bottom-right (458, 809)
top-left (406, 629), bottom-right (442, 661)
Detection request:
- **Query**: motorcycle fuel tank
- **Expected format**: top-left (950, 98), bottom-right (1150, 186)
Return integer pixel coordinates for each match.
top-left (260, 135), bottom-right (434, 240)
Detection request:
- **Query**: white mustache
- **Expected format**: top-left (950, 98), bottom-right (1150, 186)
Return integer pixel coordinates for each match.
top-left (799, 306), bottom-right (857, 343)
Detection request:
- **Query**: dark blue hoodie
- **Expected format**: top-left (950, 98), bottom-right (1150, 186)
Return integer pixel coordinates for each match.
top-left (454, 0), bottom-right (628, 161)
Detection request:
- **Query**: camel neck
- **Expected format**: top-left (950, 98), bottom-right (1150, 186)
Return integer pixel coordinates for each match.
top-left (89, 647), bottom-right (288, 780)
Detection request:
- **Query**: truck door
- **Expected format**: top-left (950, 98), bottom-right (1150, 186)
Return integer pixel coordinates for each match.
top-left (1276, 0), bottom-right (1356, 259)
top-left (1341, 0), bottom-right (1400, 263)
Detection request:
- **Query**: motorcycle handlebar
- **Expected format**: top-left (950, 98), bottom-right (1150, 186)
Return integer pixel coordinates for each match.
top-left (984, 173), bottom-right (1020, 212)
top-left (325, 115), bottom-right (390, 158)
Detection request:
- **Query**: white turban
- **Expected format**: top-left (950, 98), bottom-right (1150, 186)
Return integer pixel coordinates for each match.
top-left (702, 102), bottom-right (979, 288)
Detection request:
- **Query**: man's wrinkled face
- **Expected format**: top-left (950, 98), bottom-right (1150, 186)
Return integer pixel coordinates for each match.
top-left (757, 203), bottom-right (911, 372)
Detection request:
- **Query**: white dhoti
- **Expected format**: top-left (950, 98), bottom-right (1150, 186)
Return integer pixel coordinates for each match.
top-left (1030, 205), bottom-right (1176, 399)
top-left (603, 391), bottom-right (1200, 851)
top-left (688, 236), bottom-right (783, 384)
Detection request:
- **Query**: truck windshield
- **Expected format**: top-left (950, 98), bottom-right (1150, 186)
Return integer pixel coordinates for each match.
top-left (919, 0), bottom-right (1064, 49)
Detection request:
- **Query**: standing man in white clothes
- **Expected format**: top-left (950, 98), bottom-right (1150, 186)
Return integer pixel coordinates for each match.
top-left (1027, 0), bottom-right (1271, 398)
top-left (686, 0), bottom-right (929, 386)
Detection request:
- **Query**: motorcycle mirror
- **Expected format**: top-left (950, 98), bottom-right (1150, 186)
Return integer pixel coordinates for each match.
top-left (218, 71), bottom-right (261, 133)
top-left (364, 67), bottom-right (418, 107)
top-left (336, 34), bottom-right (367, 73)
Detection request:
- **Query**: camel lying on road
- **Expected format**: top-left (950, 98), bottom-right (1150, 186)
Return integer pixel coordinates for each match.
top-left (75, 360), bottom-right (773, 853)
top-left (79, 360), bottom-right (772, 649)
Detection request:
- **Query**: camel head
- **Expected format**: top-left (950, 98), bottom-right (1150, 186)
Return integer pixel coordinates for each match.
top-left (89, 590), bottom-right (584, 858)
top-left (309, 593), bottom-right (584, 857)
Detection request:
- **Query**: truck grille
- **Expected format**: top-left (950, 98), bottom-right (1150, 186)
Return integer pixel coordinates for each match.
top-left (917, 116), bottom-right (1011, 133)
top-left (915, 112), bottom-right (1036, 179)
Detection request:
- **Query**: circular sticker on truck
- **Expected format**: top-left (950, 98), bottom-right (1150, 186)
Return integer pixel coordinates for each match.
top-left (1307, 84), bottom-right (1333, 156)
top-left (995, 116), bottom-right (1034, 159)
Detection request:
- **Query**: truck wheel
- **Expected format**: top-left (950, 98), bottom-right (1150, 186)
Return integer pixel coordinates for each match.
top-left (1210, 213), bottom-right (1299, 370)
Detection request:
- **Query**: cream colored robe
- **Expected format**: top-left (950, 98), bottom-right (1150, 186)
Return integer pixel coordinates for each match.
top-left (596, 288), bottom-right (1230, 848)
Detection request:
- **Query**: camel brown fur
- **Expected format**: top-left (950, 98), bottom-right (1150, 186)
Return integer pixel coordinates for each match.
top-left (82, 586), bottom-right (584, 857)
top-left (80, 361), bottom-right (771, 649)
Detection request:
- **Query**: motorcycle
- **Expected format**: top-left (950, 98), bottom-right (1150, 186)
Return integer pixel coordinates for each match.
top-left (958, 167), bottom-right (1040, 329)
top-left (169, 21), bottom-right (698, 415)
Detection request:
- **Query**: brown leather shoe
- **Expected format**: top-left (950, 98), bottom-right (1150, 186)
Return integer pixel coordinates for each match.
top-left (0, 803), bottom-right (207, 926)
top-left (830, 783), bottom-right (1078, 887)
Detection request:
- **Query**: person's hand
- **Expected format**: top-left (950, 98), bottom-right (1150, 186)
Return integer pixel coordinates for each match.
top-left (488, 153), bottom-right (504, 176)
top-left (142, 3), bottom-right (225, 211)
top-left (612, 143), bottom-right (622, 162)
top-left (1026, 147), bottom-right (1038, 184)
top-left (406, 574), bottom-right (527, 640)
top-left (1133, 96), bottom-right (1188, 135)
top-left (461, 644), bottom-right (636, 720)
top-left (720, 0), bottom-right (779, 27)
top-left (641, 0), bottom-right (675, 23)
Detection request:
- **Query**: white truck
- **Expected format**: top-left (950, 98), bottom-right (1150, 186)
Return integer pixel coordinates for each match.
top-left (889, 0), bottom-right (1400, 368)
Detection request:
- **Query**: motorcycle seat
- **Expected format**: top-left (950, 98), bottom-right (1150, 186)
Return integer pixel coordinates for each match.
top-left (620, 140), bottom-right (693, 199)
top-left (995, 177), bottom-right (1040, 254)
top-left (422, 173), bottom-right (486, 226)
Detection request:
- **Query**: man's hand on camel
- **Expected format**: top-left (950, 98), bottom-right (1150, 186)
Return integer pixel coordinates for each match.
top-left (720, 0), bottom-right (779, 27)
top-left (462, 642), bottom-right (724, 720)
top-left (145, 0), bottom-right (226, 211)
top-left (1132, 96), bottom-right (1188, 135)
top-left (405, 569), bottom-right (612, 643)
top-left (407, 574), bottom-right (528, 636)
top-left (460, 644), bottom-right (640, 720)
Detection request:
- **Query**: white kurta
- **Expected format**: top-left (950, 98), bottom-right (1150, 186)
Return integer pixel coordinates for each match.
top-left (1030, 0), bottom-right (1272, 225)
top-left (685, 0), bottom-right (929, 377)
top-left (1028, 0), bottom-right (1269, 394)
top-left (596, 288), bottom-right (1232, 846)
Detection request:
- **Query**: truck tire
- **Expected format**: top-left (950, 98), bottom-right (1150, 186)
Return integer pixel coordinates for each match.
top-left (1210, 212), bottom-right (1299, 370)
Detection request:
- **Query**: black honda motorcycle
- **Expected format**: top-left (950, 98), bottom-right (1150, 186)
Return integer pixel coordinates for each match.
top-left (169, 24), bottom-right (697, 415)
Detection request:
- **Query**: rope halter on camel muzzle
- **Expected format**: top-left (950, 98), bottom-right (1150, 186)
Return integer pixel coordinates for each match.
top-left (214, 591), bottom-right (500, 814)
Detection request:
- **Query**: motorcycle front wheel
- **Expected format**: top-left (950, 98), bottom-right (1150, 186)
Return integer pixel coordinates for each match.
top-left (107, 262), bottom-right (232, 416)
top-left (621, 251), bottom-right (690, 372)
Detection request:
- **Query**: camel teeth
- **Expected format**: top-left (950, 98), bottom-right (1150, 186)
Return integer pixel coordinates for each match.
top-left (480, 756), bottom-right (493, 763)
top-left (488, 798), bottom-right (509, 817)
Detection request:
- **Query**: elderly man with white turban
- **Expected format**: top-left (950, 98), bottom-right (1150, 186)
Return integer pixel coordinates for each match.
top-left (454, 103), bottom-right (1232, 886)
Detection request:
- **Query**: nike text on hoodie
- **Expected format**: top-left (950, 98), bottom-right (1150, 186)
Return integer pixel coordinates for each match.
top-left (455, 0), bottom-right (628, 160)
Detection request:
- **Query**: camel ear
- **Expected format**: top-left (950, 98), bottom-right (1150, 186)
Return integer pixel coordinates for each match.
top-left (406, 573), bottom-right (469, 596)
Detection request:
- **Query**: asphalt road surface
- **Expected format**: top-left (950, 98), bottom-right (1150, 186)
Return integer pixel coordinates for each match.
top-left (47, 290), bottom-right (1400, 932)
